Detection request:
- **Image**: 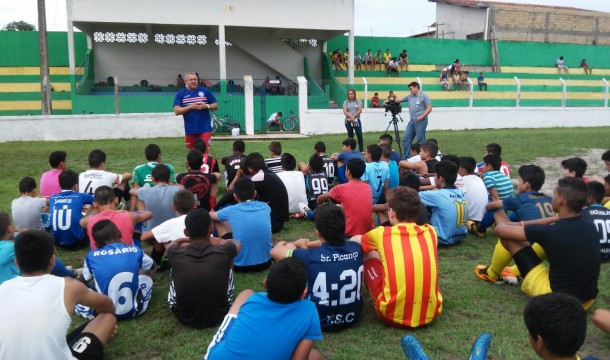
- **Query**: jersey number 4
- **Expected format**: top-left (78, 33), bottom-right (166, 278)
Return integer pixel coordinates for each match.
top-left (312, 266), bottom-right (364, 306)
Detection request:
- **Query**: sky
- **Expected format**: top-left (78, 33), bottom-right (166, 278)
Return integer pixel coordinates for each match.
top-left (1, 0), bottom-right (610, 36)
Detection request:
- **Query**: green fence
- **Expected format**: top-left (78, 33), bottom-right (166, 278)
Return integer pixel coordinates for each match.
top-left (0, 31), bottom-right (87, 67)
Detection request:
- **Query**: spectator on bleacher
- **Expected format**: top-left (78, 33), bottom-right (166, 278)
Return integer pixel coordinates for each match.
top-left (452, 71), bottom-right (461, 91)
top-left (383, 49), bottom-right (392, 67)
top-left (364, 49), bottom-right (373, 71)
top-left (439, 69), bottom-right (450, 91)
top-left (451, 59), bottom-right (461, 74)
top-left (460, 71), bottom-right (470, 90)
top-left (173, 72), bottom-right (218, 149)
top-left (343, 48), bottom-right (349, 68)
top-left (370, 92), bottom-right (381, 108)
top-left (390, 82), bottom-right (432, 150)
top-left (354, 51), bottom-right (363, 70)
top-left (386, 58), bottom-right (399, 77)
top-left (334, 49), bottom-right (343, 70)
top-left (581, 59), bottom-right (592, 75)
top-left (176, 74), bottom-right (185, 88)
top-left (555, 56), bottom-right (569, 73)
top-left (262, 76), bottom-right (271, 93)
top-left (343, 89), bottom-right (364, 153)
top-left (398, 49), bottom-right (409, 71)
top-left (477, 72), bottom-right (488, 91)
top-left (373, 50), bottom-right (383, 71)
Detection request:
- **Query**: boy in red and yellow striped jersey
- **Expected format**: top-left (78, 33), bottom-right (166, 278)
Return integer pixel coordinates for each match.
top-left (352, 186), bottom-right (443, 328)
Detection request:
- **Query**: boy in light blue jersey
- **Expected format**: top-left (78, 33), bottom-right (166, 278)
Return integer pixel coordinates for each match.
top-left (419, 160), bottom-right (468, 245)
top-left (81, 219), bottom-right (154, 320)
top-left (472, 154), bottom-right (514, 237)
top-left (0, 211), bottom-right (18, 285)
top-left (379, 144), bottom-right (399, 190)
top-left (362, 144), bottom-right (390, 205)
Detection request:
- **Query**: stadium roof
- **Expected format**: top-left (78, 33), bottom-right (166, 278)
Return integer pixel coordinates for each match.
top-left (428, 0), bottom-right (602, 13)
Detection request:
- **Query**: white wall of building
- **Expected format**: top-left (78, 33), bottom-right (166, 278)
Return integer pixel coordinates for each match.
top-left (436, 3), bottom-right (487, 39)
top-left (1, 108), bottom-right (607, 143)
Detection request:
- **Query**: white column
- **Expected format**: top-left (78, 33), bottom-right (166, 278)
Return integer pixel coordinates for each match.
top-left (218, 25), bottom-right (227, 80)
top-left (66, 1), bottom-right (75, 75)
top-left (348, 30), bottom-right (354, 85)
top-left (297, 76), bottom-right (308, 135)
top-left (244, 75), bottom-right (254, 135)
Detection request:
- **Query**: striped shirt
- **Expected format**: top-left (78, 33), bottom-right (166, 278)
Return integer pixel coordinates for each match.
top-left (361, 223), bottom-right (443, 327)
top-left (483, 170), bottom-right (513, 200)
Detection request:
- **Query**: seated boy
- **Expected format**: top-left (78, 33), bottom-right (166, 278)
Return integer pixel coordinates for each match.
top-left (193, 138), bottom-right (222, 179)
top-left (132, 143), bottom-right (176, 189)
top-left (167, 208), bottom-right (241, 328)
top-left (131, 164), bottom-right (181, 232)
top-left (458, 157), bottom-right (487, 223)
top-left (298, 141), bottom-right (335, 187)
top-left (11, 176), bottom-right (48, 231)
top-left (0, 211), bottom-right (19, 285)
top-left (80, 186), bottom-right (151, 249)
top-left (204, 258), bottom-right (322, 360)
top-left (475, 165), bottom-right (554, 285)
top-left (370, 92), bottom-right (381, 108)
top-left (524, 293), bottom-right (593, 360)
top-left (362, 144), bottom-right (390, 205)
top-left (581, 181), bottom-right (610, 262)
top-left (561, 157), bottom-right (589, 182)
top-left (475, 143), bottom-right (511, 177)
top-left (303, 154), bottom-right (330, 211)
top-left (331, 138), bottom-right (363, 184)
top-left (210, 178), bottom-right (272, 272)
top-left (419, 160), bottom-right (468, 245)
top-left (470, 154), bottom-right (513, 237)
top-left (379, 144), bottom-right (399, 190)
top-left (176, 149), bottom-right (218, 210)
top-left (264, 141), bottom-right (283, 173)
top-left (398, 142), bottom-right (438, 176)
top-left (271, 204), bottom-right (363, 331)
top-left (354, 187), bottom-right (443, 328)
top-left (49, 170), bottom-right (95, 247)
top-left (0, 230), bottom-right (117, 359)
top-left (221, 140), bottom-right (247, 189)
top-left (317, 158), bottom-right (373, 237)
top-left (40, 150), bottom-right (67, 197)
top-left (492, 177), bottom-right (600, 308)
top-left (276, 153), bottom-right (308, 214)
top-left (378, 134), bottom-right (401, 163)
top-left (79, 149), bottom-right (132, 198)
top-left (80, 220), bottom-right (154, 320)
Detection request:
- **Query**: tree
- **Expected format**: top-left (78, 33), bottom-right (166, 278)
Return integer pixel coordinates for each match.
top-left (3, 21), bottom-right (36, 31)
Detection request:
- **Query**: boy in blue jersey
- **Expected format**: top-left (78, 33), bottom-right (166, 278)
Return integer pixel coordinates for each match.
top-left (470, 154), bottom-right (514, 238)
top-left (49, 170), bottom-right (94, 248)
top-left (331, 138), bottom-right (364, 184)
top-left (0, 211), bottom-right (18, 285)
top-left (378, 134), bottom-right (401, 163)
top-left (80, 220), bottom-right (154, 320)
top-left (475, 165), bottom-right (555, 285)
top-left (205, 257), bottom-right (323, 360)
top-left (304, 154), bottom-right (330, 210)
top-left (210, 177), bottom-right (272, 272)
top-left (362, 144), bottom-right (390, 205)
top-left (581, 181), bottom-right (610, 262)
top-left (419, 160), bottom-right (468, 245)
top-left (271, 203), bottom-right (363, 331)
top-left (379, 143), bottom-right (399, 190)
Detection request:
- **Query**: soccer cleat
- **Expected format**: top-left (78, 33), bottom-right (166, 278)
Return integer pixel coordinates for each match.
top-left (501, 267), bottom-right (519, 286)
top-left (468, 333), bottom-right (492, 360)
top-left (298, 202), bottom-right (314, 220)
top-left (467, 220), bottom-right (486, 238)
top-left (401, 335), bottom-right (429, 360)
top-left (474, 265), bottom-right (505, 285)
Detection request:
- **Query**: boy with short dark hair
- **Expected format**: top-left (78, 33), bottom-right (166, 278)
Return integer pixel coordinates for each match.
top-left (581, 181), bottom-right (610, 262)
top-left (378, 134), bottom-right (401, 163)
top-left (0, 211), bottom-right (18, 285)
top-left (131, 164), bottom-right (181, 232)
top-left (331, 138), bottom-right (364, 184)
top-left (317, 158), bottom-right (373, 237)
top-left (210, 178), bottom-right (272, 272)
top-left (11, 176), bottom-right (48, 230)
top-left (277, 153), bottom-right (308, 214)
top-left (167, 208), bottom-right (241, 328)
top-left (303, 154), bottom-right (330, 211)
top-left (80, 220), bottom-right (154, 320)
top-left (79, 149), bottom-right (132, 198)
top-left (0, 230), bottom-right (117, 359)
top-left (40, 150), bottom-right (67, 197)
top-left (354, 187), bottom-right (443, 328)
top-left (475, 143), bottom-right (511, 177)
top-left (49, 170), bottom-right (95, 247)
top-left (271, 204), bottom-right (363, 331)
top-left (205, 258), bottom-right (322, 360)
top-left (298, 141), bottom-right (335, 187)
top-left (398, 142), bottom-right (438, 175)
top-left (458, 156), bottom-right (487, 223)
top-left (362, 144), bottom-right (390, 204)
top-left (132, 143), bottom-right (176, 189)
top-left (419, 160), bottom-right (468, 245)
top-left (379, 143), bottom-right (399, 190)
top-left (221, 140), bottom-right (247, 188)
top-left (193, 138), bottom-right (221, 179)
top-left (561, 157), bottom-right (588, 182)
top-left (177, 149), bottom-right (218, 210)
top-left (265, 141), bottom-right (283, 173)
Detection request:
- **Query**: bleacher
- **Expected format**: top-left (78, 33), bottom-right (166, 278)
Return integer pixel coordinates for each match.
top-left (0, 67), bottom-right (80, 116)
top-left (335, 68), bottom-right (610, 108)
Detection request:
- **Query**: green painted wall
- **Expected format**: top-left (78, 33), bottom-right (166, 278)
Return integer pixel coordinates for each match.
top-left (0, 31), bottom-right (87, 67)
top-left (497, 41), bottom-right (610, 68)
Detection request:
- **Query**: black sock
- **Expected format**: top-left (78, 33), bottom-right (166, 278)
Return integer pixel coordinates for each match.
top-left (150, 248), bottom-right (164, 264)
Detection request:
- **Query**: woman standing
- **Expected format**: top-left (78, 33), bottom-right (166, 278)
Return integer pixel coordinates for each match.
top-left (343, 88), bottom-right (363, 152)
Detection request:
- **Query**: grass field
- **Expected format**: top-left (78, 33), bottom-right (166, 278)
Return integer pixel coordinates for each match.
top-left (0, 127), bottom-right (609, 360)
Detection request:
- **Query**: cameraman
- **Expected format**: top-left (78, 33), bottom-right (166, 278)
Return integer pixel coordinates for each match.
top-left (386, 82), bottom-right (432, 152)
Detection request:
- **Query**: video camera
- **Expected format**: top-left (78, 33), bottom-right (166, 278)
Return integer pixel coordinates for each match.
top-left (384, 96), bottom-right (402, 115)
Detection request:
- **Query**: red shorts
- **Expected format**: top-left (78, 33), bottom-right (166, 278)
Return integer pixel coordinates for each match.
top-left (364, 257), bottom-right (384, 301)
top-left (185, 132), bottom-right (212, 149)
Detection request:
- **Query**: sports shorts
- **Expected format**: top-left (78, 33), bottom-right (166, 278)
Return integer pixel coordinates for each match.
top-left (185, 132), bottom-right (212, 149)
top-left (68, 332), bottom-right (104, 360)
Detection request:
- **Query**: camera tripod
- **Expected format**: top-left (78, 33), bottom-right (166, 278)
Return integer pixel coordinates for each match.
top-left (385, 111), bottom-right (404, 157)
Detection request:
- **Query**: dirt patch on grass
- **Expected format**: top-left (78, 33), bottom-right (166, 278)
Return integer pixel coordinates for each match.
top-left (515, 148), bottom-right (607, 195)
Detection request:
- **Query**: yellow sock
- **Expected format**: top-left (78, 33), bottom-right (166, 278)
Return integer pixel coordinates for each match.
top-left (488, 240), bottom-right (513, 280)
top-left (510, 264), bottom-right (521, 277)
top-left (509, 243), bottom-right (546, 277)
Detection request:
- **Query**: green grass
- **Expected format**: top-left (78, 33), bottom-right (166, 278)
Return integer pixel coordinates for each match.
top-left (1, 127), bottom-right (609, 359)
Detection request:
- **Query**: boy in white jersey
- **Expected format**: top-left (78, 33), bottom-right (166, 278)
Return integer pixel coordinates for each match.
top-left (0, 230), bottom-right (116, 359)
top-left (80, 149), bottom-right (132, 202)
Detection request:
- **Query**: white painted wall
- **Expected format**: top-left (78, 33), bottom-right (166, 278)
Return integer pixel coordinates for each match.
top-left (68, 0), bottom-right (353, 31)
top-left (1, 108), bottom-right (607, 143)
top-left (436, 3), bottom-right (487, 39)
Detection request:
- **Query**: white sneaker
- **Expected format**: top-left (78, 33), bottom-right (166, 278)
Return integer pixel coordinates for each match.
top-left (298, 202), bottom-right (311, 215)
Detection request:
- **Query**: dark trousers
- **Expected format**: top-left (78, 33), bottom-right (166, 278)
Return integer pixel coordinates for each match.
top-left (345, 121), bottom-right (363, 152)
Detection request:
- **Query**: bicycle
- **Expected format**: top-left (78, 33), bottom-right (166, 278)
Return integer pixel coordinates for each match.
top-left (211, 113), bottom-right (240, 133)
top-left (282, 110), bottom-right (299, 131)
